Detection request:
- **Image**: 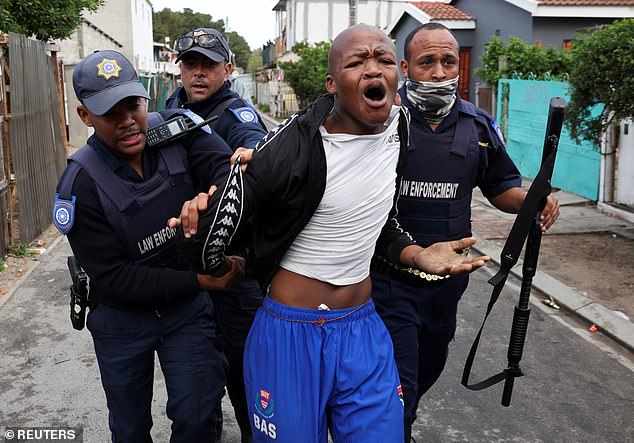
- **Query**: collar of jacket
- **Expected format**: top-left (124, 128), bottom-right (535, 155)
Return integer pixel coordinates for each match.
top-left (178, 81), bottom-right (238, 114)
top-left (296, 93), bottom-right (410, 137)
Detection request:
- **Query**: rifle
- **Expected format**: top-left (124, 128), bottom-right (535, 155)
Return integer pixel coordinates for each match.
top-left (462, 97), bottom-right (566, 406)
top-left (68, 256), bottom-right (89, 331)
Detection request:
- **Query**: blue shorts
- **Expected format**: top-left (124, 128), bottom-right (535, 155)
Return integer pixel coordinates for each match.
top-left (244, 296), bottom-right (404, 443)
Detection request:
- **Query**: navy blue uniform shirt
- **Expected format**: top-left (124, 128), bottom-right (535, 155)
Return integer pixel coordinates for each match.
top-left (66, 130), bottom-right (232, 309)
top-left (166, 81), bottom-right (267, 150)
top-left (400, 88), bottom-right (521, 200)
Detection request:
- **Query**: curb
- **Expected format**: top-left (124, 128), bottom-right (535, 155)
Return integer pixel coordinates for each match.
top-left (471, 235), bottom-right (634, 353)
top-left (0, 234), bottom-right (66, 311)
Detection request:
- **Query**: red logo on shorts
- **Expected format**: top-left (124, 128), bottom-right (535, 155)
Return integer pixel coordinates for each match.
top-left (260, 389), bottom-right (271, 409)
top-left (398, 385), bottom-right (404, 406)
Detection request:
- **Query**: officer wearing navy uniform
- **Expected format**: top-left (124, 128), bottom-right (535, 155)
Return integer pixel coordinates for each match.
top-left (370, 23), bottom-right (560, 442)
top-left (53, 50), bottom-right (244, 442)
top-left (166, 28), bottom-right (268, 443)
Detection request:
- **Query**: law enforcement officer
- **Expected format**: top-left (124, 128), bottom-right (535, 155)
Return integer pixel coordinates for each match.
top-left (166, 27), bottom-right (268, 443)
top-left (169, 24), bottom-right (490, 443)
top-left (370, 23), bottom-right (560, 441)
top-left (53, 50), bottom-right (244, 442)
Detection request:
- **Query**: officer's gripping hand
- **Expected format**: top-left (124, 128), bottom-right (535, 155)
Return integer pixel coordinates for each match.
top-left (196, 256), bottom-right (245, 290)
top-left (540, 193), bottom-right (560, 232)
top-left (167, 185), bottom-right (217, 238)
top-left (231, 147), bottom-right (253, 172)
top-left (400, 237), bottom-right (490, 277)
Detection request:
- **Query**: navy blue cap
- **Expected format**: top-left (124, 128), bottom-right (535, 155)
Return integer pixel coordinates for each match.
top-left (175, 28), bottom-right (231, 64)
top-left (73, 50), bottom-right (150, 116)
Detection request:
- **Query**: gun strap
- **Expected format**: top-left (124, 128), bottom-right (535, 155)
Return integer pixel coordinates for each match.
top-left (462, 148), bottom-right (557, 391)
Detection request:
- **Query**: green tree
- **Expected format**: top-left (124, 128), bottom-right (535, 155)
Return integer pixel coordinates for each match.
top-left (153, 8), bottom-right (225, 47)
top-left (247, 48), bottom-right (262, 73)
top-left (0, 0), bottom-right (104, 41)
top-left (226, 31), bottom-right (250, 70)
top-left (279, 41), bottom-right (330, 107)
top-left (567, 19), bottom-right (634, 144)
top-left (477, 36), bottom-right (571, 92)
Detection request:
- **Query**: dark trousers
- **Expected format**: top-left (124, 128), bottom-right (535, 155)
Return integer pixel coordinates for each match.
top-left (371, 271), bottom-right (469, 442)
top-left (210, 276), bottom-right (264, 436)
top-left (87, 292), bottom-right (227, 443)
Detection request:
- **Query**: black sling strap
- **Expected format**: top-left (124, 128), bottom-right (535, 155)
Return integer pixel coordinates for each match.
top-left (462, 97), bottom-right (565, 402)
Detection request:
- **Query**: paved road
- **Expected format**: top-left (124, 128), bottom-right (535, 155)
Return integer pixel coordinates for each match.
top-left (411, 265), bottom-right (634, 443)
top-left (1, 237), bottom-right (633, 442)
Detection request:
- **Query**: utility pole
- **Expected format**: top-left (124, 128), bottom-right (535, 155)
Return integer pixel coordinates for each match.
top-left (349, 0), bottom-right (358, 27)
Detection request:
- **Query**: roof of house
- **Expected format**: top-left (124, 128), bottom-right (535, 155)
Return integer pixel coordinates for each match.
top-left (411, 2), bottom-right (475, 20)
top-left (538, 0), bottom-right (634, 5)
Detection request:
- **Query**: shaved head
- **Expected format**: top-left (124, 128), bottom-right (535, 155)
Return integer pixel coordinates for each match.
top-left (328, 24), bottom-right (395, 75)
top-left (324, 24), bottom-right (398, 135)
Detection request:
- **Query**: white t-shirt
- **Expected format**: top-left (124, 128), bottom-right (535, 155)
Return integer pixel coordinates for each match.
top-left (279, 106), bottom-right (402, 285)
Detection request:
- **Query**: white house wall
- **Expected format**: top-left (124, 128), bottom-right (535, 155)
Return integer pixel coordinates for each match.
top-left (132, 0), bottom-right (154, 73)
top-left (289, 0), bottom-right (406, 45)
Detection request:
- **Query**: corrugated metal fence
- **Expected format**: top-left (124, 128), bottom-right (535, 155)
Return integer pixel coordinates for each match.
top-left (6, 33), bottom-right (67, 244)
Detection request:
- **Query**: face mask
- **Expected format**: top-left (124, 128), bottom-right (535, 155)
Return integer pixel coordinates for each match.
top-left (405, 76), bottom-right (459, 125)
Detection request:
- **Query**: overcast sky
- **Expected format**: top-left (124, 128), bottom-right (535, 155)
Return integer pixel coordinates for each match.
top-left (150, 0), bottom-right (280, 50)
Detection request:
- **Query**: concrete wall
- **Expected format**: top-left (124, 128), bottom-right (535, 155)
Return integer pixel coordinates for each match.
top-left (532, 17), bottom-right (614, 48)
top-left (132, 0), bottom-right (154, 73)
top-left (58, 22), bottom-right (124, 148)
top-left (289, 0), bottom-right (406, 45)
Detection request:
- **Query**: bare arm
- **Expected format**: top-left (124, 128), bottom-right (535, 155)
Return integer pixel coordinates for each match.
top-left (488, 187), bottom-right (560, 232)
top-left (399, 237), bottom-right (489, 277)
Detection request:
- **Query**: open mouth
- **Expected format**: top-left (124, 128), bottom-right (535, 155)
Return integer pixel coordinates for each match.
top-left (363, 83), bottom-right (387, 106)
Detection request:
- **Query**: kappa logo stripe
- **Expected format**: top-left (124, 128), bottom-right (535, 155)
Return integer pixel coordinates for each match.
top-left (201, 156), bottom-right (244, 272)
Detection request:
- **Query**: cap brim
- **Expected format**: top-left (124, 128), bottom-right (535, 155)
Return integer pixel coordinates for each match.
top-left (82, 81), bottom-right (151, 116)
top-left (175, 46), bottom-right (226, 64)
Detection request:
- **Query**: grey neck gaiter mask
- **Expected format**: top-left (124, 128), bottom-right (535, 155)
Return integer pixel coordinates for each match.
top-left (405, 76), bottom-right (459, 125)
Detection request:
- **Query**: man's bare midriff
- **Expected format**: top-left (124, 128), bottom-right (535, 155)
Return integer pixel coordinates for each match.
top-left (269, 268), bottom-right (372, 309)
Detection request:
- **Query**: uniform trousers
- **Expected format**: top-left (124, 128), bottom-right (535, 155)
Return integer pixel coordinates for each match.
top-left (244, 296), bottom-right (404, 443)
top-left (371, 271), bottom-right (469, 442)
top-left (87, 292), bottom-right (227, 443)
top-left (210, 276), bottom-right (264, 436)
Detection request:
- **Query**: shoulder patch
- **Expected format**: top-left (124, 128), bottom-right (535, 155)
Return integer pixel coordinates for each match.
top-left (490, 119), bottom-right (506, 147)
top-left (230, 107), bottom-right (257, 123)
top-left (53, 194), bottom-right (76, 235)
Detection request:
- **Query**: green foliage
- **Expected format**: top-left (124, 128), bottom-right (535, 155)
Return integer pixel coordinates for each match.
top-left (259, 103), bottom-right (270, 113)
top-left (477, 36), bottom-right (571, 90)
top-left (0, 259), bottom-right (6, 272)
top-left (0, 0), bottom-right (104, 41)
top-left (566, 19), bottom-right (634, 144)
top-left (152, 8), bottom-right (251, 71)
top-left (226, 31), bottom-right (250, 70)
top-left (7, 243), bottom-right (32, 257)
top-left (153, 7), bottom-right (225, 48)
top-left (279, 41), bottom-right (330, 108)
top-left (247, 49), bottom-right (262, 73)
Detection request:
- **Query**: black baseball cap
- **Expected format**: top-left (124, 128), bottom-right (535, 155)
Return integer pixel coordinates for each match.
top-left (175, 28), bottom-right (231, 64)
top-left (73, 50), bottom-right (150, 116)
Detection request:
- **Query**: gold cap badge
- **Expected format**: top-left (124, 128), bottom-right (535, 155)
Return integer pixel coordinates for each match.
top-left (97, 58), bottom-right (122, 80)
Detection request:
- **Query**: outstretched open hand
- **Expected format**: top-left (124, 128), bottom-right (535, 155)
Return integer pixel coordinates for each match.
top-left (403, 237), bottom-right (490, 277)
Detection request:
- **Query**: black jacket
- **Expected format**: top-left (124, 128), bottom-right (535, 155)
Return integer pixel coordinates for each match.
top-left (166, 81), bottom-right (267, 149)
top-left (178, 94), bottom-right (415, 289)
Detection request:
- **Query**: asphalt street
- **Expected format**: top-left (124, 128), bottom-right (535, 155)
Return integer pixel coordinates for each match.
top-left (0, 237), bottom-right (633, 442)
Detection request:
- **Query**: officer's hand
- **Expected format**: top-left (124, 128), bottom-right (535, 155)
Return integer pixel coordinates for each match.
top-left (231, 147), bottom-right (253, 172)
top-left (167, 186), bottom-right (217, 237)
top-left (196, 256), bottom-right (246, 290)
top-left (540, 193), bottom-right (560, 232)
top-left (401, 237), bottom-right (490, 276)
